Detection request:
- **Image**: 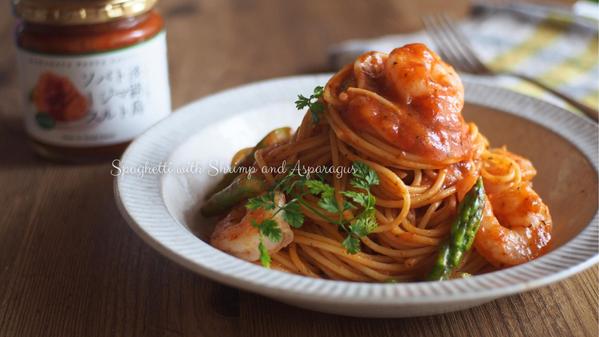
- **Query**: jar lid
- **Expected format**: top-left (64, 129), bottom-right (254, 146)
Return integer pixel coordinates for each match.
top-left (12, 0), bottom-right (158, 25)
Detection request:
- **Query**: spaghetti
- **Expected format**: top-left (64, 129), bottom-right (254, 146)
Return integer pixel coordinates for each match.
top-left (204, 44), bottom-right (553, 282)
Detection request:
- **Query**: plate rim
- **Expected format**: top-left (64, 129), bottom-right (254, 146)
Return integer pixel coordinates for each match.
top-left (114, 74), bottom-right (598, 306)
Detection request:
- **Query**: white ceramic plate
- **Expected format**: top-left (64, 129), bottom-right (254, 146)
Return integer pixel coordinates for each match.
top-left (114, 74), bottom-right (598, 317)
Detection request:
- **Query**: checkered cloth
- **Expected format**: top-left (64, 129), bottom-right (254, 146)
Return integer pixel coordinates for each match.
top-left (329, 7), bottom-right (599, 115)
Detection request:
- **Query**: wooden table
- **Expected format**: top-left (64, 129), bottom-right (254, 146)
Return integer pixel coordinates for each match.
top-left (0, 1), bottom-right (596, 336)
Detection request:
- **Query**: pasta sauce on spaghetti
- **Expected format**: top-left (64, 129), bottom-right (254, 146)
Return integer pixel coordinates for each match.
top-left (342, 45), bottom-right (473, 163)
top-left (201, 43), bottom-right (553, 282)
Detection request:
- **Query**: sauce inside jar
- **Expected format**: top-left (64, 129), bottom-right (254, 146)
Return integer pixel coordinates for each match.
top-left (13, 0), bottom-right (171, 162)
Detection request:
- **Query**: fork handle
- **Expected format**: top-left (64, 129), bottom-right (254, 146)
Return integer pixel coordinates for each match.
top-left (510, 72), bottom-right (598, 123)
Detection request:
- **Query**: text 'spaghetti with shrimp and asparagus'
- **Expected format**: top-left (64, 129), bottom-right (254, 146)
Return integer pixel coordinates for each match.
top-left (200, 43), bottom-right (553, 282)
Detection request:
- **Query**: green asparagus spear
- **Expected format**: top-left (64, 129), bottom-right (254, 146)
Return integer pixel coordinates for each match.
top-left (428, 242), bottom-right (451, 281)
top-left (428, 178), bottom-right (485, 281)
top-left (206, 127), bottom-right (291, 197)
top-left (255, 127), bottom-right (292, 149)
top-left (230, 147), bottom-right (254, 168)
top-left (201, 174), bottom-right (266, 217)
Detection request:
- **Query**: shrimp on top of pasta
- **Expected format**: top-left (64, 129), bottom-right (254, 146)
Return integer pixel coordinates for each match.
top-left (201, 43), bottom-right (553, 282)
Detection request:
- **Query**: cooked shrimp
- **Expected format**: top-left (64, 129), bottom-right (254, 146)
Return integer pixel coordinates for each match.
top-left (210, 192), bottom-right (293, 262)
top-left (474, 183), bottom-right (552, 267)
top-left (353, 51), bottom-right (386, 91)
top-left (384, 43), bottom-right (464, 117)
top-left (342, 44), bottom-right (473, 162)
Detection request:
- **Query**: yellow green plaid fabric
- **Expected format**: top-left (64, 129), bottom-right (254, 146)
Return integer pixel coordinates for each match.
top-left (479, 17), bottom-right (598, 114)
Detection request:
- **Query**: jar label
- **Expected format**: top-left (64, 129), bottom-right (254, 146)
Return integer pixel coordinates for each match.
top-left (16, 31), bottom-right (171, 147)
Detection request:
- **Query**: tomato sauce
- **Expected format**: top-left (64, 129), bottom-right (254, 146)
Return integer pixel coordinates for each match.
top-left (342, 44), bottom-right (473, 164)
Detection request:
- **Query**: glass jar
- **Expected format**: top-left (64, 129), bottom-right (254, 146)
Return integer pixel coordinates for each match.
top-left (13, 0), bottom-right (171, 162)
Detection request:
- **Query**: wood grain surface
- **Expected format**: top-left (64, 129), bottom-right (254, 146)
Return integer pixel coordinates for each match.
top-left (0, 1), bottom-right (596, 336)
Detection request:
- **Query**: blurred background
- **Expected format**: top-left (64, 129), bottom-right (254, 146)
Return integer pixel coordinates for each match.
top-left (2, 0), bottom-right (597, 163)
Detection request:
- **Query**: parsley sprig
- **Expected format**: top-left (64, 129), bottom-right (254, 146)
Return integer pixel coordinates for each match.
top-left (245, 176), bottom-right (306, 268)
top-left (295, 86), bottom-right (324, 123)
top-left (246, 161), bottom-right (380, 267)
top-left (341, 161), bottom-right (380, 253)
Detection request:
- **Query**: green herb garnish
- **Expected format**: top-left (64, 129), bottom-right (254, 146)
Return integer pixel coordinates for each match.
top-left (247, 161), bottom-right (380, 266)
top-left (295, 86), bottom-right (324, 123)
top-left (258, 238), bottom-right (271, 268)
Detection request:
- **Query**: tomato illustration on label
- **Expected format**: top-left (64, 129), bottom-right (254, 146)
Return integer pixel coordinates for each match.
top-left (31, 72), bottom-right (89, 129)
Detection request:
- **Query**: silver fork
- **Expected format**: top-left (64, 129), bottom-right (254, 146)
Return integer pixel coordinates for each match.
top-left (422, 13), bottom-right (598, 122)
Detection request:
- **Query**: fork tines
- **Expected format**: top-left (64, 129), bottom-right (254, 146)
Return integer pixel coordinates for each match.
top-left (421, 14), bottom-right (492, 75)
